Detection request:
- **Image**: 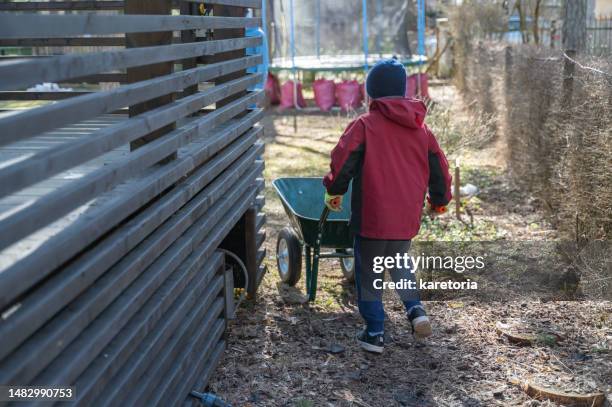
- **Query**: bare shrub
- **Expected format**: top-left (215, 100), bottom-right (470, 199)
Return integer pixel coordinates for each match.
top-left (506, 47), bottom-right (562, 194)
top-left (449, 40), bottom-right (611, 242)
top-left (552, 56), bottom-right (612, 241)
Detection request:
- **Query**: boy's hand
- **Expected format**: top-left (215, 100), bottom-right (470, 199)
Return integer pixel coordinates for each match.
top-left (324, 192), bottom-right (343, 212)
top-left (427, 204), bottom-right (447, 219)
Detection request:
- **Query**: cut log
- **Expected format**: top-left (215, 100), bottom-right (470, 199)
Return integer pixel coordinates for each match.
top-left (496, 321), bottom-right (562, 346)
top-left (511, 378), bottom-right (606, 407)
top-left (496, 321), bottom-right (536, 345)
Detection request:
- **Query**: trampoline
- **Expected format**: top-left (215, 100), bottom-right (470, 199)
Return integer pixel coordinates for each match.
top-left (270, 54), bottom-right (427, 72)
top-left (269, 0), bottom-right (428, 74)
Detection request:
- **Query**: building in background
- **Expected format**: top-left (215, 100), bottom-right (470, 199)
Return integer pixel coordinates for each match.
top-left (589, 0), bottom-right (612, 18)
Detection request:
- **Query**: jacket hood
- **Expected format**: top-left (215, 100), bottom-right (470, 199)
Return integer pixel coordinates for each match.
top-left (369, 97), bottom-right (427, 129)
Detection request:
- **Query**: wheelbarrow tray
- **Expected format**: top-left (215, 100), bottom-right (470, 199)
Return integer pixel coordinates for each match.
top-left (273, 177), bottom-right (353, 249)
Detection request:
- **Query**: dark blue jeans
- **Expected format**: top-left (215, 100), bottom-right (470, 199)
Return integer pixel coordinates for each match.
top-left (354, 235), bottom-right (421, 334)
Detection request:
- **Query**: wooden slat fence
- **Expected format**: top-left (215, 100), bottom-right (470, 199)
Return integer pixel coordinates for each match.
top-left (0, 0), bottom-right (267, 405)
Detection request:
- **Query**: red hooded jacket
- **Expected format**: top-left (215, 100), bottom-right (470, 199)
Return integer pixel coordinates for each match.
top-left (323, 97), bottom-right (452, 240)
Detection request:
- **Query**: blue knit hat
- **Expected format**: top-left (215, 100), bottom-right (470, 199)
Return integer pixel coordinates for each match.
top-left (365, 58), bottom-right (407, 99)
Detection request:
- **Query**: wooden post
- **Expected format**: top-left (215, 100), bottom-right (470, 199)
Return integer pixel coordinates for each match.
top-left (219, 207), bottom-right (258, 301)
top-left (244, 207), bottom-right (258, 299)
top-left (454, 160), bottom-right (461, 221)
top-left (562, 0), bottom-right (587, 53)
top-left (223, 265), bottom-right (235, 322)
top-left (213, 4), bottom-right (247, 108)
top-left (562, 49), bottom-right (576, 105)
top-left (125, 0), bottom-right (176, 162)
top-left (504, 46), bottom-right (512, 128)
top-left (504, 46), bottom-right (512, 96)
top-left (180, 1), bottom-right (198, 99)
top-left (550, 20), bottom-right (557, 49)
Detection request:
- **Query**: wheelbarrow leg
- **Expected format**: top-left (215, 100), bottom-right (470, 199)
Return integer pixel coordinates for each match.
top-left (305, 245), bottom-right (312, 294)
top-left (307, 207), bottom-right (330, 302)
top-left (309, 244), bottom-right (320, 301)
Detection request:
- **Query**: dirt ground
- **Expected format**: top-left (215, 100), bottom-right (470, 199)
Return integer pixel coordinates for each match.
top-left (208, 85), bottom-right (611, 407)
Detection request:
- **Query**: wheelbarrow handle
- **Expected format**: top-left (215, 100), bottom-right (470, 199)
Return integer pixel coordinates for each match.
top-left (318, 206), bottom-right (330, 236)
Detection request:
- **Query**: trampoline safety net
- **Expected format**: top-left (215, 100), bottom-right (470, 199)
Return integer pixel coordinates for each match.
top-left (269, 0), bottom-right (427, 72)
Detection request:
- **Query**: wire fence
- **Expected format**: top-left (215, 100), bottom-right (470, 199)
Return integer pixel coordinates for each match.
top-left (586, 17), bottom-right (612, 56)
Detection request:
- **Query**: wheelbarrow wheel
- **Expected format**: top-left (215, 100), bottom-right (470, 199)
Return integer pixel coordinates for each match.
top-left (338, 249), bottom-right (355, 283)
top-left (276, 227), bottom-right (302, 286)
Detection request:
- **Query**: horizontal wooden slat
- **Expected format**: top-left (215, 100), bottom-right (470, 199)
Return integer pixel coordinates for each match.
top-left (1, 36), bottom-right (242, 49)
top-left (256, 213), bottom-right (265, 232)
top-left (72, 254), bottom-right (224, 406)
top-left (102, 181), bottom-right (258, 407)
top-left (0, 1), bottom-right (124, 11)
top-left (133, 193), bottom-right (259, 407)
top-left (152, 312), bottom-right (225, 407)
top-left (0, 150), bottom-right (262, 382)
top-left (256, 230), bottom-right (266, 249)
top-left (0, 109), bottom-right (263, 312)
top-left (254, 176), bottom-right (265, 194)
top-left (257, 263), bottom-right (266, 279)
top-left (257, 248), bottom-right (266, 266)
top-left (0, 56), bottom-right (51, 60)
top-left (59, 73), bottom-right (127, 83)
top-left (0, 14), bottom-right (260, 38)
top-left (32, 261), bottom-right (225, 389)
top-left (183, 339), bottom-right (226, 407)
top-left (134, 304), bottom-right (224, 406)
top-left (254, 194), bottom-right (265, 211)
top-left (36, 273), bottom-right (224, 397)
top-left (0, 91), bottom-right (90, 100)
top-left (0, 0), bottom-right (261, 10)
top-left (185, 0), bottom-right (261, 7)
top-left (0, 54), bottom-right (261, 146)
top-left (170, 329), bottom-right (226, 407)
top-left (0, 92), bottom-right (262, 253)
top-left (0, 35), bottom-right (261, 91)
top-left (0, 73), bottom-right (262, 199)
top-left (0, 37), bottom-right (125, 47)
top-left (0, 138), bottom-right (261, 365)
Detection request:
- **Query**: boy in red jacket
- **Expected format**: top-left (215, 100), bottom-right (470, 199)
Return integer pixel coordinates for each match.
top-left (323, 59), bottom-right (452, 353)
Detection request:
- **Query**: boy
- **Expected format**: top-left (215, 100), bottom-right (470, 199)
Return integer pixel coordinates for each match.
top-left (323, 59), bottom-right (452, 354)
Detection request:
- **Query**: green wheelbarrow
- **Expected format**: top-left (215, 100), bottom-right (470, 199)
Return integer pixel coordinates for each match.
top-left (273, 177), bottom-right (355, 301)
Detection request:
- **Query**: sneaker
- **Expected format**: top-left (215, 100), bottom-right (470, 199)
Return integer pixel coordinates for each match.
top-left (356, 329), bottom-right (384, 354)
top-left (408, 305), bottom-right (432, 339)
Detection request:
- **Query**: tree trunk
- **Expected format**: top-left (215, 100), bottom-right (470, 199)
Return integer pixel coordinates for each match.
top-left (532, 0), bottom-right (542, 44)
top-left (562, 0), bottom-right (587, 52)
top-left (395, 0), bottom-right (414, 56)
top-left (515, 0), bottom-right (528, 44)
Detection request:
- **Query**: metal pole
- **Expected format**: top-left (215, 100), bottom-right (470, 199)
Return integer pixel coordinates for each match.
top-left (262, 0), bottom-right (267, 42)
top-left (362, 0), bottom-right (369, 108)
top-left (289, 0), bottom-right (296, 97)
top-left (315, 0), bottom-right (320, 59)
top-left (416, 0), bottom-right (426, 96)
top-left (454, 159), bottom-right (461, 221)
top-left (362, 0), bottom-right (368, 72)
top-left (289, 0), bottom-right (299, 131)
top-left (375, 0), bottom-right (382, 56)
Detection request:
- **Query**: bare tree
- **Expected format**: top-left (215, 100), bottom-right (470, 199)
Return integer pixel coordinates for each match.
top-left (514, 0), bottom-right (528, 44)
top-left (562, 0), bottom-right (587, 51)
top-left (395, 0), bottom-right (414, 56)
top-left (532, 0), bottom-right (543, 44)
